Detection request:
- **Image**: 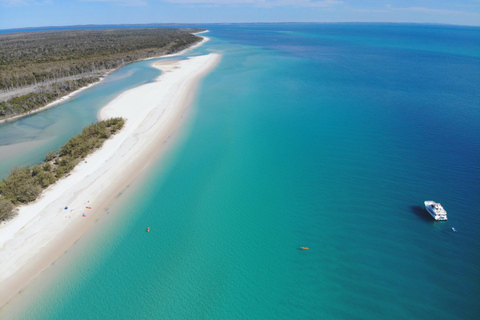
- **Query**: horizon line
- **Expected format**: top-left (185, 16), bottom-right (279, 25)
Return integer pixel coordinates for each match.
top-left (2, 21), bottom-right (479, 33)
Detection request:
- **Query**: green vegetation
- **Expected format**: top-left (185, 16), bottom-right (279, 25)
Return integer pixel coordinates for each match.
top-left (0, 196), bottom-right (16, 221)
top-left (0, 117), bottom-right (124, 221)
top-left (0, 77), bottom-right (98, 116)
top-left (0, 27), bottom-right (204, 119)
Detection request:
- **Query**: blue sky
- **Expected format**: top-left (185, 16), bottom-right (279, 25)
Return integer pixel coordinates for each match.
top-left (1, 0), bottom-right (479, 30)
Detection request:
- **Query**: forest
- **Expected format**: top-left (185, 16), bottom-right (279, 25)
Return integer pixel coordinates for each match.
top-left (0, 117), bottom-right (125, 221)
top-left (0, 27), bottom-right (204, 119)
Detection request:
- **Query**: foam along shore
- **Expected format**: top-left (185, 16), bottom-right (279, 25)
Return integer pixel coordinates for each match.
top-left (0, 52), bottom-right (221, 308)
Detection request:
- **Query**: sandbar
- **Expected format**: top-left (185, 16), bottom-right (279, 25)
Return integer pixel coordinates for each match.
top-left (0, 34), bottom-right (210, 125)
top-left (0, 50), bottom-right (220, 308)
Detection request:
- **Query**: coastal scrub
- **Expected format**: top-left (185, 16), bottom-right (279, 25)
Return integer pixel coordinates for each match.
top-left (0, 117), bottom-right (124, 221)
top-left (0, 28), bottom-right (204, 120)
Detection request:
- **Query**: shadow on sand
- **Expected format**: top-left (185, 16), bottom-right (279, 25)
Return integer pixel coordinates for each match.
top-left (410, 205), bottom-right (433, 222)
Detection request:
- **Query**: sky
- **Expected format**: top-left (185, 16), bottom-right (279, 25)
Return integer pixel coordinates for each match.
top-left (0, 0), bottom-right (479, 30)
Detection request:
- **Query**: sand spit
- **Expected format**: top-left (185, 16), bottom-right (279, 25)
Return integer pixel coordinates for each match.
top-left (0, 52), bottom-right (221, 308)
top-left (0, 34), bottom-right (210, 125)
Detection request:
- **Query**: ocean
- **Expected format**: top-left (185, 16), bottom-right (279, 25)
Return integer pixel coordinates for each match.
top-left (1, 24), bottom-right (479, 319)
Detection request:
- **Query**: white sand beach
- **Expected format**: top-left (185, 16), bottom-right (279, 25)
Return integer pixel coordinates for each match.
top-left (0, 52), bottom-right (221, 308)
top-left (0, 35), bottom-right (209, 125)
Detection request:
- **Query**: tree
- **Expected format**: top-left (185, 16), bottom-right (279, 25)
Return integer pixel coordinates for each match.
top-left (0, 197), bottom-right (16, 221)
top-left (0, 166), bottom-right (41, 204)
top-left (45, 150), bottom-right (57, 161)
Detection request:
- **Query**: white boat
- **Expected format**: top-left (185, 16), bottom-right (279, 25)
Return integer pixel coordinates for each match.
top-left (424, 201), bottom-right (447, 221)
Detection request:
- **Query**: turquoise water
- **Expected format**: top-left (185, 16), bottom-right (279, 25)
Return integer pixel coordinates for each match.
top-left (0, 59), bottom-right (161, 178)
top-left (1, 24), bottom-right (480, 319)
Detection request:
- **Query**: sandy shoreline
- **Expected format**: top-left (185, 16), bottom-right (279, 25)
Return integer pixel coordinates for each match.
top-left (0, 79), bottom-right (105, 125)
top-left (0, 49), bottom-right (220, 308)
top-left (0, 33), bottom-right (209, 125)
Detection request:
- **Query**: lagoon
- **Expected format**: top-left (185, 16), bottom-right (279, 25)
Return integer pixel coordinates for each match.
top-left (1, 24), bottom-right (479, 319)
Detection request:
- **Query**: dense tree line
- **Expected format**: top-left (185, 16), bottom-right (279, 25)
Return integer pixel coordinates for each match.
top-left (0, 28), bottom-right (204, 119)
top-left (0, 117), bottom-right (124, 221)
top-left (0, 77), bottom-right (98, 117)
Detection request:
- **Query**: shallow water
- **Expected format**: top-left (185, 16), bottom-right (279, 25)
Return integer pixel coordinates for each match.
top-left (0, 59), bottom-right (161, 178)
top-left (1, 24), bottom-right (479, 319)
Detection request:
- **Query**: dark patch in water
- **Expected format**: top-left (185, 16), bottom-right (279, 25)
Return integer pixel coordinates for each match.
top-left (410, 205), bottom-right (432, 222)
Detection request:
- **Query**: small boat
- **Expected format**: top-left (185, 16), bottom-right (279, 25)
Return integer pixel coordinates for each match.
top-left (300, 247), bottom-right (309, 250)
top-left (146, 227), bottom-right (150, 232)
top-left (424, 201), bottom-right (447, 221)
top-left (452, 227), bottom-right (457, 232)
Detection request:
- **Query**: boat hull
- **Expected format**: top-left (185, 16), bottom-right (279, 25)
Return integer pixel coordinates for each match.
top-left (424, 201), bottom-right (448, 221)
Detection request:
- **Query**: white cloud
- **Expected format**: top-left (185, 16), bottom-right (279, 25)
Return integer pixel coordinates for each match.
top-left (395, 6), bottom-right (475, 16)
top-left (348, 4), bottom-right (478, 17)
top-left (79, 0), bottom-right (148, 6)
top-left (162, 0), bottom-right (342, 8)
top-left (0, 0), bottom-right (24, 4)
top-left (0, 0), bottom-right (51, 6)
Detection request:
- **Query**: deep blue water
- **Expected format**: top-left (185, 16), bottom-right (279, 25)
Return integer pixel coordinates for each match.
top-left (1, 24), bottom-right (479, 319)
